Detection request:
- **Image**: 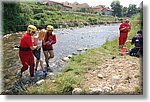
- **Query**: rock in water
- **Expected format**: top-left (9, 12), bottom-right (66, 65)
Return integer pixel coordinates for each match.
top-left (62, 57), bottom-right (70, 62)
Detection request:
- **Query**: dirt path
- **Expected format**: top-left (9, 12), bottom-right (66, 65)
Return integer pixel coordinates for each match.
top-left (84, 54), bottom-right (142, 94)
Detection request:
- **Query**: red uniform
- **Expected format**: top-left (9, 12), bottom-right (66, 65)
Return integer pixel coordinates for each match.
top-left (42, 32), bottom-right (56, 51)
top-left (119, 23), bottom-right (131, 48)
top-left (19, 32), bottom-right (34, 77)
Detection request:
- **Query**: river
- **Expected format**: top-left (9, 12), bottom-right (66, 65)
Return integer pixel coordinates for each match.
top-left (40, 24), bottom-right (120, 73)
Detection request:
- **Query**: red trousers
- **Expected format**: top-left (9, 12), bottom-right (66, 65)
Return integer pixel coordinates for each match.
top-left (19, 51), bottom-right (34, 77)
top-left (119, 32), bottom-right (128, 48)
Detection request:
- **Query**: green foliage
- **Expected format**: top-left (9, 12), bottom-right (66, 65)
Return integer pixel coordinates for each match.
top-left (110, 0), bottom-right (142, 17)
top-left (127, 4), bottom-right (139, 17)
top-left (111, 0), bottom-right (122, 17)
top-left (3, 2), bottom-right (119, 35)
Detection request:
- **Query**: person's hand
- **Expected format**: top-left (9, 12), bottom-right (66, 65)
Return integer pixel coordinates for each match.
top-left (36, 46), bottom-right (41, 50)
top-left (45, 41), bottom-right (49, 45)
top-left (120, 27), bottom-right (126, 31)
top-left (126, 40), bottom-right (132, 43)
top-left (49, 39), bottom-right (53, 45)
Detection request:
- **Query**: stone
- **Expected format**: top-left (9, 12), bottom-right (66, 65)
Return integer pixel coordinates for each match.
top-left (62, 57), bottom-right (70, 62)
top-left (67, 55), bottom-right (73, 58)
top-left (48, 73), bottom-right (55, 80)
top-left (97, 74), bottom-right (103, 79)
top-left (72, 52), bottom-right (78, 55)
top-left (77, 48), bottom-right (83, 51)
top-left (111, 75), bottom-right (120, 85)
top-left (83, 47), bottom-right (88, 51)
top-left (36, 79), bottom-right (45, 85)
top-left (89, 88), bottom-right (102, 94)
top-left (103, 86), bottom-right (112, 93)
top-left (72, 88), bottom-right (82, 95)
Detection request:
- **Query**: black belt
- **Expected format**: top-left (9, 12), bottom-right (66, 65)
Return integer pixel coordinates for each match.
top-left (19, 47), bottom-right (31, 51)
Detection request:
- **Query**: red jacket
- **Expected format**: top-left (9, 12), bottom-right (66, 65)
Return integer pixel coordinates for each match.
top-left (19, 32), bottom-right (33, 53)
top-left (119, 23), bottom-right (131, 33)
top-left (42, 32), bottom-right (56, 49)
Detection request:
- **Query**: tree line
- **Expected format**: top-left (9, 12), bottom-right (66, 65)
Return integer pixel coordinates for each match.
top-left (110, 0), bottom-right (142, 17)
top-left (2, 1), bottom-right (142, 34)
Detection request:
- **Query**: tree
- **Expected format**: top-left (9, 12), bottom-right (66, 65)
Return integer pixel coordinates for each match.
top-left (127, 4), bottom-right (138, 17)
top-left (122, 7), bottom-right (128, 17)
top-left (110, 0), bottom-right (122, 17)
top-left (3, 2), bottom-right (22, 34)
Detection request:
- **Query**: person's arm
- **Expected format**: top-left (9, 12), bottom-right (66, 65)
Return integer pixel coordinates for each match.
top-left (27, 36), bottom-right (39, 50)
top-left (43, 40), bottom-right (49, 45)
top-left (131, 37), bottom-right (135, 45)
top-left (51, 34), bottom-right (56, 44)
top-left (34, 37), bottom-right (38, 46)
top-left (30, 46), bottom-right (38, 50)
top-left (119, 24), bottom-right (126, 31)
top-left (128, 24), bottom-right (131, 32)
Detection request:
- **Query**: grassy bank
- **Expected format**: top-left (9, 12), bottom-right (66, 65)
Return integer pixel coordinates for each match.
top-left (26, 14), bottom-right (142, 94)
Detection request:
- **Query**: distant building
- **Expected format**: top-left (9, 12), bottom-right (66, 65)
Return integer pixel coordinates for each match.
top-left (62, 1), bottom-right (89, 10)
top-left (41, 0), bottom-right (72, 10)
top-left (40, 0), bottom-right (112, 16)
top-left (92, 5), bottom-right (112, 16)
top-left (101, 7), bottom-right (113, 16)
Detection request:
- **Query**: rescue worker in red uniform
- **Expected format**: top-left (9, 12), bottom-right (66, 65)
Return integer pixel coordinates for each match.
top-left (19, 25), bottom-right (39, 77)
top-left (42, 25), bottom-right (56, 72)
top-left (119, 19), bottom-right (131, 49)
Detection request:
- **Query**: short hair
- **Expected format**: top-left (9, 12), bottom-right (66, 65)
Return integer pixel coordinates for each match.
top-left (137, 30), bottom-right (142, 35)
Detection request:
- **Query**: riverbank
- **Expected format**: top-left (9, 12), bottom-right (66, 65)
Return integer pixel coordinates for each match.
top-left (26, 41), bottom-right (142, 95)
top-left (1, 24), bottom-right (119, 94)
top-left (1, 14), bottom-right (142, 95)
top-left (25, 15), bottom-right (143, 95)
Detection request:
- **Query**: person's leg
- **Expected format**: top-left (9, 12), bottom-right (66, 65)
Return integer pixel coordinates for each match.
top-left (35, 59), bottom-right (39, 71)
top-left (122, 33), bottom-right (128, 46)
top-left (48, 50), bottom-right (54, 71)
top-left (43, 50), bottom-right (49, 67)
top-left (39, 59), bottom-right (44, 70)
top-left (119, 34), bottom-right (123, 49)
top-left (34, 49), bottom-right (41, 71)
top-left (48, 50), bottom-right (54, 59)
top-left (29, 54), bottom-right (35, 77)
top-left (130, 48), bottom-right (139, 57)
top-left (19, 51), bottom-right (29, 76)
top-left (119, 33), bottom-right (128, 49)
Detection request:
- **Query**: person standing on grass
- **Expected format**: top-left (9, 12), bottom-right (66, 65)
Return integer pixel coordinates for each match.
top-left (19, 25), bottom-right (39, 78)
top-left (33, 29), bottom-right (47, 75)
top-left (42, 25), bottom-right (56, 72)
top-left (119, 19), bottom-right (131, 49)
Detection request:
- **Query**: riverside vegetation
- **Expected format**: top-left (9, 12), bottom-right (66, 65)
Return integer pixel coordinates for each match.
top-left (3, 2), bottom-right (121, 34)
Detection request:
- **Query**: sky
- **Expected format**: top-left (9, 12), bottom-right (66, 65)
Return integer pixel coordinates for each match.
top-left (51, 0), bottom-right (143, 7)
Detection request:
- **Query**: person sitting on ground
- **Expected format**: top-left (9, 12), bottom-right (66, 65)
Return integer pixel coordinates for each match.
top-left (19, 25), bottom-right (39, 78)
top-left (33, 29), bottom-right (47, 76)
top-left (128, 30), bottom-right (143, 57)
top-left (42, 25), bottom-right (56, 72)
